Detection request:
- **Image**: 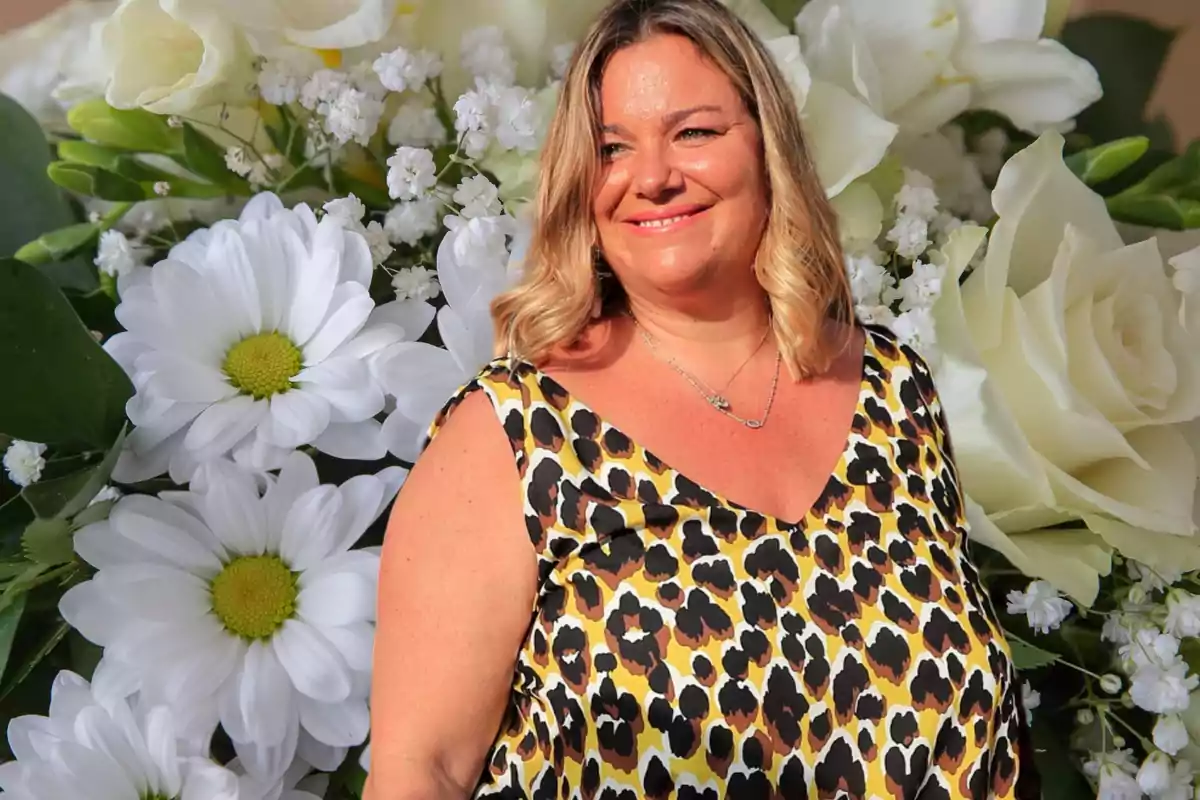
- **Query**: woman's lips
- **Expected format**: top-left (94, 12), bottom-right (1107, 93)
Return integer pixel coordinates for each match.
top-left (623, 205), bottom-right (710, 234)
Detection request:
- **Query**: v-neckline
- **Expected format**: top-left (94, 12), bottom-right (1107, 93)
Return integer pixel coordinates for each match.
top-left (501, 327), bottom-right (874, 530)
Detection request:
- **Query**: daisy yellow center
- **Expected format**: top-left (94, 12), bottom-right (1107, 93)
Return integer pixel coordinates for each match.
top-left (223, 332), bottom-right (302, 400)
top-left (210, 555), bottom-right (298, 641)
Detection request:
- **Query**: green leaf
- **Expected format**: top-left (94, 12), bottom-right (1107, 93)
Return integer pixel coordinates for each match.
top-left (1065, 136), bottom-right (1149, 185)
top-left (0, 594), bottom-right (26, 685)
top-left (0, 618), bottom-right (70, 702)
top-left (47, 162), bottom-right (149, 202)
top-left (1107, 193), bottom-right (1200, 230)
top-left (56, 140), bottom-right (177, 183)
top-left (1030, 715), bottom-right (1093, 800)
top-left (66, 99), bottom-right (181, 154)
top-left (181, 124), bottom-right (249, 191)
top-left (0, 93), bottom-right (94, 292)
top-left (21, 427), bottom-right (125, 521)
top-left (0, 563), bottom-right (51, 616)
top-left (14, 223), bottom-right (98, 266)
top-left (761, 0), bottom-right (806, 25)
top-left (0, 258), bottom-right (134, 448)
top-left (1061, 14), bottom-right (1179, 149)
top-left (21, 518), bottom-right (73, 566)
top-left (1009, 639), bottom-right (1060, 670)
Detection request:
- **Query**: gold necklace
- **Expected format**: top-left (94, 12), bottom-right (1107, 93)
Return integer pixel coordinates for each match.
top-left (632, 316), bottom-right (781, 429)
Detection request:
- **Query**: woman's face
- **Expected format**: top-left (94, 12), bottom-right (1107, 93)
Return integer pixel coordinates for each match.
top-left (592, 34), bottom-right (769, 304)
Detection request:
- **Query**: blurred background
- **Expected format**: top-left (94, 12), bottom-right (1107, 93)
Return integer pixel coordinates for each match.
top-left (0, 0), bottom-right (1196, 145)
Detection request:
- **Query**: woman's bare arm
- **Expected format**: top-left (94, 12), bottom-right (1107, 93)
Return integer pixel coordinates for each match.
top-left (364, 392), bottom-right (538, 800)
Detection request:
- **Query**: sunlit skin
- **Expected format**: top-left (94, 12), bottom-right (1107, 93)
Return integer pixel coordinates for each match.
top-left (592, 34), bottom-right (771, 325)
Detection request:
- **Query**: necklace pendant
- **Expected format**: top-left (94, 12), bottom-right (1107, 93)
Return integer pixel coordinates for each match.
top-left (709, 395), bottom-right (731, 410)
top-left (745, 419), bottom-right (763, 429)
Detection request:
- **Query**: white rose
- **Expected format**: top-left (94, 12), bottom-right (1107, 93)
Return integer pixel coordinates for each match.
top-left (793, 0), bottom-right (1102, 134)
top-left (761, 34), bottom-right (897, 197)
top-left (408, 0), bottom-right (609, 96)
top-left (0, 0), bottom-right (114, 126)
top-left (213, 0), bottom-right (404, 54)
top-left (102, 0), bottom-right (258, 114)
top-left (933, 131), bottom-right (1200, 604)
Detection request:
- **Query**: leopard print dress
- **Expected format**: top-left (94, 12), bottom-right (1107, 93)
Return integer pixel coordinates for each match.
top-left (424, 326), bottom-right (1035, 799)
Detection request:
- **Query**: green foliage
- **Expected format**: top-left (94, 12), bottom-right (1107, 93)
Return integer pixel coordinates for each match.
top-left (14, 223), bottom-right (98, 267)
top-left (761, 0), bottom-right (806, 25)
top-left (1065, 136), bottom-right (1150, 185)
top-left (47, 162), bottom-right (148, 202)
top-left (66, 99), bottom-right (182, 154)
top-left (20, 428), bottom-right (124, 522)
top-left (0, 595), bottom-right (25, 685)
top-left (1008, 639), bottom-right (1061, 671)
top-left (1062, 14), bottom-right (1179, 150)
top-left (0, 94), bottom-right (94, 292)
top-left (181, 124), bottom-right (250, 192)
top-left (20, 518), bottom-right (73, 567)
top-left (1105, 141), bottom-right (1200, 229)
top-left (0, 258), bottom-right (133, 449)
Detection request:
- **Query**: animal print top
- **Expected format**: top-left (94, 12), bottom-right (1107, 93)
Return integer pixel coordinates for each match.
top-left (424, 326), bottom-right (1036, 799)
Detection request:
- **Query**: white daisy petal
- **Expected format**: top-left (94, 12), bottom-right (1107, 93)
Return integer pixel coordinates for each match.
top-left (296, 693), bottom-right (370, 748)
top-left (297, 571), bottom-right (376, 627)
top-left (97, 565), bottom-right (210, 623)
top-left (139, 353), bottom-right (237, 404)
top-left (237, 643), bottom-right (294, 747)
top-left (206, 226), bottom-right (264, 337)
top-left (331, 474), bottom-right (387, 553)
top-left (279, 486), bottom-right (344, 570)
top-left (301, 283), bottom-right (374, 363)
top-left (272, 620), bottom-right (352, 703)
top-left (380, 407), bottom-right (426, 461)
top-left (200, 465), bottom-right (269, 556)
top-left (318, 622), bottom-right (375, 672)
top-left (265, 451), bottom-right (321, 547)
top-left (295, 358), bottom-right (382, 422)
top-left (183, 395), bottom-right (268, 461)
top-left (144, 708), bottom-right (181, 797)
top-left (311, 420), bottom-right (389, 462)
top-left (262, 390), bottom-right (332, 449)
top-left (295, 730), bottom-right (347, 772)
top-left (59, 582), bottom-right (130, 646)
top-left (107, 496), bottom-right (224, 574)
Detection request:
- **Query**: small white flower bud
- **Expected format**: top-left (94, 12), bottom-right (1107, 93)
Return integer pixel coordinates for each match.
top-left (1099, 674), bottom-right (1123, 695)
top-left (1128, 584), bottom-right (1149, 605)
top-left (1076, 708), bottom-right (1096, 725)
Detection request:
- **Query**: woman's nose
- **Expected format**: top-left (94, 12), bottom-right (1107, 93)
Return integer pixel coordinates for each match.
top-left (632, 144), bottom-right (683, 198)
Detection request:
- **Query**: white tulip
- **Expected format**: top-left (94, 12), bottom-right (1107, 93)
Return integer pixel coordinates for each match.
top-left (932, 131), bottom-right (1200, 603)
top-left (102, 0), bottom-right (258, 114)
top-left (794, 0), bottom-right (1101, 134)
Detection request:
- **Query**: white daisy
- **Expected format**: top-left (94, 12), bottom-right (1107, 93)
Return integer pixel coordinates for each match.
top-left (105, 192), bottom-right (410, 484)
top-left (375, 214), bottom-right (520, 460)
top-left (0, 670), bottom-right (239, 800)
top-left (59, 452), bottom-right (406, 781)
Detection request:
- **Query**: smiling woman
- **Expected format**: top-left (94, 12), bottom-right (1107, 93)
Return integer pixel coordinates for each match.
top-left (368, 0), bottom-right (1038, 798)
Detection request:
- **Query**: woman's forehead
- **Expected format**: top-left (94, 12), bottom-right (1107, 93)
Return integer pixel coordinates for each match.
top-left (598, 35), bottom-right (740, 122)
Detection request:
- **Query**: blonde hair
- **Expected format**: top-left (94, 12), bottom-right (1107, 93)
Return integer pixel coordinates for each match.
top-left (490, 0), bottom-right (854, 379)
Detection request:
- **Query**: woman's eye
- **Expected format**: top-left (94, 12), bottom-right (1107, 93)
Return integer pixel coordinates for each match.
top-left (599, 142), bottom-right (625, 159)
top-left (678, 127), bottom-right (719, 141)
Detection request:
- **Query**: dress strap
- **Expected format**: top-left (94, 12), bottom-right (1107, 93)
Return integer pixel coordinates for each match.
top-left (420, 356), bottom-right (534, 478)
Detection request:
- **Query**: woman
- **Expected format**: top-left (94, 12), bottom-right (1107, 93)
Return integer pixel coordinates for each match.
top-left (368, 0), bottom-right (1036, 797)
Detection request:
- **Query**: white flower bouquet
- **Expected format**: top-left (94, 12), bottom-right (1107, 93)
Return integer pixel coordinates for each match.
top-left (0, 0), bottom-right (1198, 796)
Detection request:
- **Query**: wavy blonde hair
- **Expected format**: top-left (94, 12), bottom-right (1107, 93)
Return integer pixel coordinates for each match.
top-left (490, 0), bottom-right (854, 379)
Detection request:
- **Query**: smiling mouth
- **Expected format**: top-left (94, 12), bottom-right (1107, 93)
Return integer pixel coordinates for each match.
top-left (627, 206), bottom-right (709, 231)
